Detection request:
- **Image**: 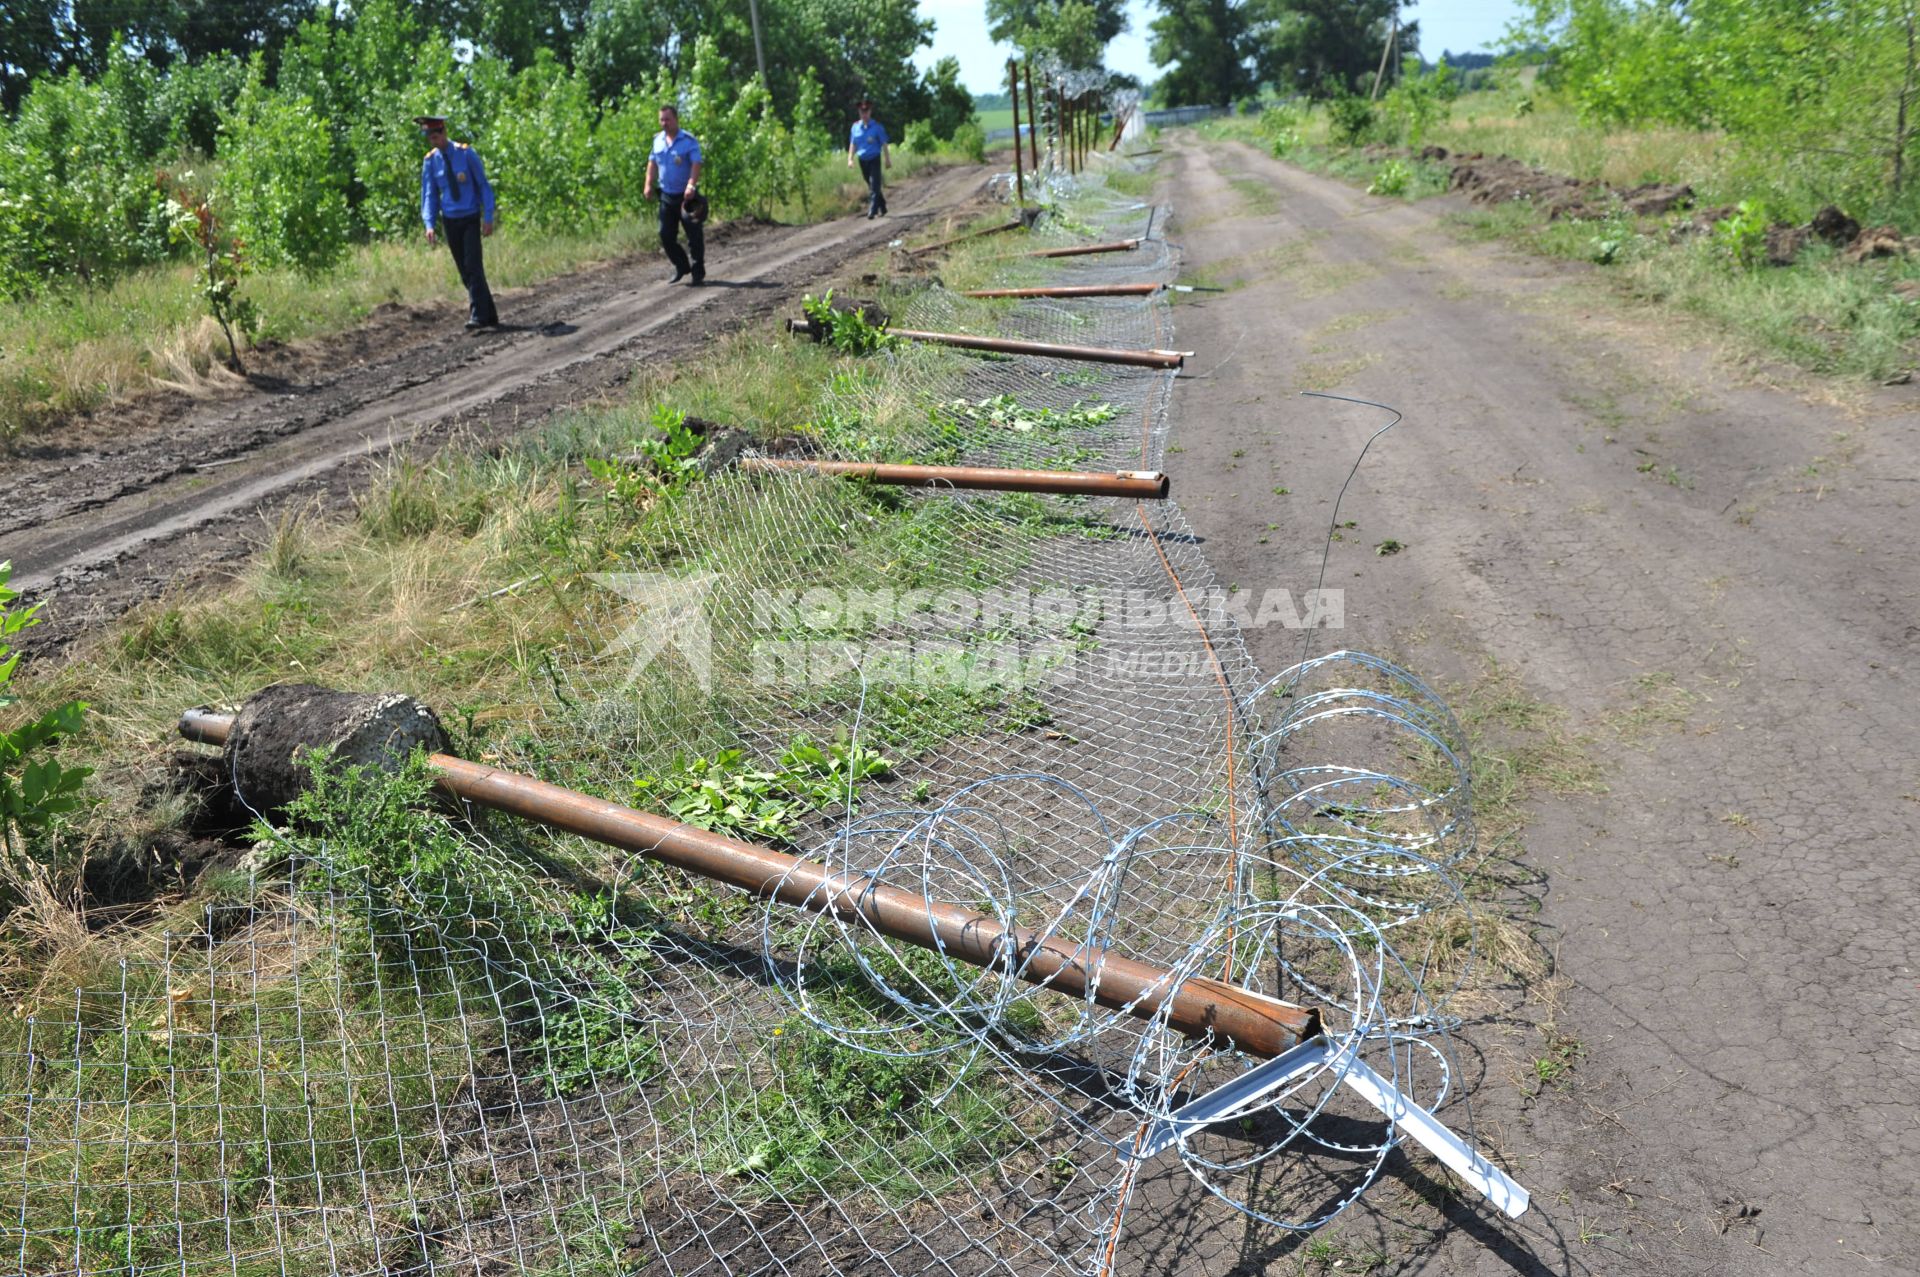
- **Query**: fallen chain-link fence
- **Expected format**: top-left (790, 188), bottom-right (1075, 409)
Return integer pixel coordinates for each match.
top-left (2, 144), bottom-right (1510, 1276)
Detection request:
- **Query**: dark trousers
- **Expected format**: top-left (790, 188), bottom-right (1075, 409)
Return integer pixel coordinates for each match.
top-left (657, 193), bottom-right (704, 273)
top-left (441, 213), bottom-right (498, 326)
top-left (859, 155), bottom-right (887, 215)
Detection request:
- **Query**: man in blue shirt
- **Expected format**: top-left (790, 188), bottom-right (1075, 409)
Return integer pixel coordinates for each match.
top-left (846, 99), bottom-right (890, 219)
top-left (644, 104), bottom-right (705, 285)
top-left (416, 114), bottom-right (500, 331)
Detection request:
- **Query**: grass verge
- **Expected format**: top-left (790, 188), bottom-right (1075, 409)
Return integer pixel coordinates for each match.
top-left (1191, 110), bottom-right (1920, 382)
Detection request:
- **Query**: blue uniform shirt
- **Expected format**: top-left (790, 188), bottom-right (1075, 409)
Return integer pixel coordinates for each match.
top-left (651, 130), bottom-right (703, 195)
top-left (420, 143), bottom-right (496, 228)
top-left (850, 119), bottom-right (889, 160)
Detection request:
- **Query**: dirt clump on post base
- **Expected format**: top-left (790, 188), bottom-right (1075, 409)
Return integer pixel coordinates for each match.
top-left (220, 684), bottom-right (449, 817)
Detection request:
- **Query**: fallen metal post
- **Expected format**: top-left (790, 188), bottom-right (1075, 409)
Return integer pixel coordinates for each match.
top-left (785, 316), bottom-right (1186, 368)
top-left (907, 219), bottom-right (1024, 256)
top-left (741, 458), bottom-right (1169, 499)
top-left (962, 283), bottom-right (1158, 299)
top-left (177, 706), bottom-right (1319, 1056)
top-left (1128, 1033), bottom-right (1531, 1218)
top-left (1025, 239), bottom-right (1140, 258)
top-left (887, 326), bottom-right (1186, 368)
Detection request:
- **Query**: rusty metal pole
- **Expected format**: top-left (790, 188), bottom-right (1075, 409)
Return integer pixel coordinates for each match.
top-left (178, 708), bottom-right (1319, 1056)
top-left (906, 219), bottom-right (1025, 256)
top-left (786, 315), bottom-right (1183, 366)
top-left (1066, 90), bottom-right (1077, 174)
top-left (1061, 91), bottom-right (1072, 175)
top-left (1024, 239), bottom-right (1140, 258)
top-left (1064, 91), bottom-right (1074, 173)
top-left (962, 283), bottom-right (1158, 299)
top-left (741, 458), bottom-right (1169, 498)
top-left (1008, 59), bottom-right (1026, 207)
top-left (1024, 64), bottom-right (1040, 173)
top-left (884, 326), bottom-right (1185, 368)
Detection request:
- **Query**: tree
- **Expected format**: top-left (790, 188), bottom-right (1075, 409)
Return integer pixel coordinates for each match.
top-left (577, 0), bottom-right (695, 100)
top-left (921, 55), bottom-right (974, 140)
top-left (1149, 0), bottom-right (1255, 107)
top-left (0, 0), bottom-right (64, 113)
top-left (988, 0), bottom-right (1129, 50)
top-left (1247, 0), bottom-right (1417, 99)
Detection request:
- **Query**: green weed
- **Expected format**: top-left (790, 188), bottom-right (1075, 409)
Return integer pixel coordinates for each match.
top-left (632, 736), bottom-right (892, 845)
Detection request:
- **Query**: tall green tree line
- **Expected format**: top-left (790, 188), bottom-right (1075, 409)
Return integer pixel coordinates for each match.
top-left (1147, 0), bottom-right (1413, 107)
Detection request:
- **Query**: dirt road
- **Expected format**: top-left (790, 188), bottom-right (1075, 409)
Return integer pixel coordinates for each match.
top-left (1159, 136), bottom-right (1917, 1274)
top-left (4, 163), bottom-right (993, 647)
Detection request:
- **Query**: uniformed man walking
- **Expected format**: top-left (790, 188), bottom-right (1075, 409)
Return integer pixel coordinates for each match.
top-left (644, 104), bottom-right (705, 285)
top-left (416, 114), bottom-right (500, 331)
top-left (846, 99), bottom-right (890, 218)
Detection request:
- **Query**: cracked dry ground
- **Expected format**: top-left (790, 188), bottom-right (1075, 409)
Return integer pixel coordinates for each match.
top-left (1158, 135), bottom-right (1917, 1274)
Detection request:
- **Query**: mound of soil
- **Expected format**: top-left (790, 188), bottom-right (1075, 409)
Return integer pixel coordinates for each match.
top-left (1445, 152), bottom-right (1705, 226)
top-left (1842, 224), bottom-right (1910, 261)
top-left (1447, 154), bottom-right (1611, 220)
top-left (1765, 223), bottom-right (1812, 266)
top-left (1811, 204), bottom-right (1862, 245)
top-left (1620, 181), bottom-right (1694, 216)
top-left (1438, 153), bottom-right (1917, 269)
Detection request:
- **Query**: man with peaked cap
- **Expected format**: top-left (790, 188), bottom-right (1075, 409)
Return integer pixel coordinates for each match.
top-left (416, 114), bottom-right (500, 331)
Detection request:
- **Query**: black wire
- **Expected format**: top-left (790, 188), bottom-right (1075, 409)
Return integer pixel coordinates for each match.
top-left (1288, 391), bottom-right (1404, 687)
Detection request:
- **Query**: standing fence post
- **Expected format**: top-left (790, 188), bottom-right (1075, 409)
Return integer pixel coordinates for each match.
top-left (1025, 63), bottom-right (1041, 173)
top-left (1008, 59), bottom-right (1026, 206)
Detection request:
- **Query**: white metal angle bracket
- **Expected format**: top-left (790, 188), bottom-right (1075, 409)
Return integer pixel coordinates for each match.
top-left (1128, 1035), bottom-right (1530, 1219)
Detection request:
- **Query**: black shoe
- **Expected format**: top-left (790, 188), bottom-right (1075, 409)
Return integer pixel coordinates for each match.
top-left (464, 320), bottom-right (482, 330)
top-left (668, 266), bottom-right (688, 284)
top-left (689, 267), bottom-right (705, 286)
top-left (867, 211), bottom-right (877, 220)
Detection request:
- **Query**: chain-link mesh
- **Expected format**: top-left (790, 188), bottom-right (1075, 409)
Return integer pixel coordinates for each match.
top-left (3, 149), bottom-right (1498, 1276)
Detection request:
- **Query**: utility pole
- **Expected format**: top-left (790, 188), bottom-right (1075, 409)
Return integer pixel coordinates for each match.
top-left (747, 0), bottom-right (768, 96)
top-left (1370, 12), bottom-right (1399, 101)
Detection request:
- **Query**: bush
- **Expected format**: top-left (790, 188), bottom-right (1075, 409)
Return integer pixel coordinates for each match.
top-left (1367, 159), bottom-right (1412, 196)
top-left (217, 70), bottom-right (350, 274)
top-left (0, 66), bottom-right (175, 297)
top-left (904, 120), bottom-right (938, 156)
top-left (1378, 57), bottom-right (1458, 147)
top-left (951, 121), bottom-right (987, 163)
top-left (1711, 200), bottom-right (1770, 268)
top-left (1258, 104), bottom-right (1305, 157)
top-left (0, 562), bottom-right (92, 862)
top-left (477, 52), bottom-right (601, 229)
top-left (1327, 95), bottom-right (1376, 146)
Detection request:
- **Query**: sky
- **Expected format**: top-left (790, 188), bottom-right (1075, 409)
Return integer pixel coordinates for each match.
top-left (913, 0), bottom-right (1532, 95)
